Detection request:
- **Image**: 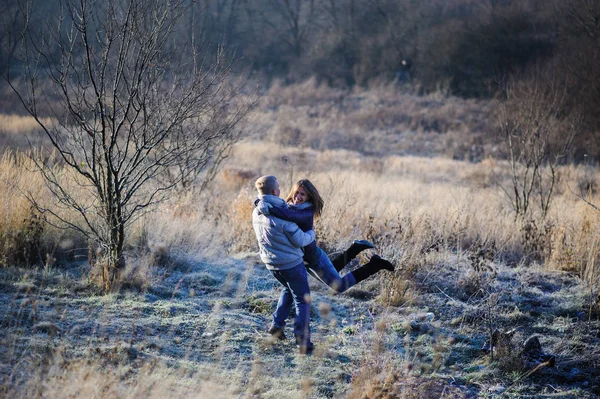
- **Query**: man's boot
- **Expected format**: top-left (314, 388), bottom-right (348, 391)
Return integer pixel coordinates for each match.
top-left (268, 326), bottom-right (286, 340)
top-left (351, 255), bottom-right (395, 284)
top-left (331, 240), bottom-right (375, 271)
top-left (295, 336), bottom-right (315, 355)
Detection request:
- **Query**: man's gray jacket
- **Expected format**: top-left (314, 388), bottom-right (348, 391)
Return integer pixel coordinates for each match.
top-left (252, 195), bottom-right (316, 271)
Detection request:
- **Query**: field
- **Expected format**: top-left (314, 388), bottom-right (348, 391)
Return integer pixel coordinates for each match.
top-left (1, 81), bottom-right (600, 398)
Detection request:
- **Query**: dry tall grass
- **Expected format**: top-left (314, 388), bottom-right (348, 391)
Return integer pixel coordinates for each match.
top-left (2, 137), bottom-right (598, 293)
top-left (0, 152), bottom-right (49, 266)
top-left (199, 141), bottom-right (600, 290)
top-left (250, 79), bottom-right (496, 161)
top-left (0, 152), bottom-right (87, 267)
top-left (0, 114), bottom-right (53, 150)
top-left (0, 114), bottom-right (54, 135)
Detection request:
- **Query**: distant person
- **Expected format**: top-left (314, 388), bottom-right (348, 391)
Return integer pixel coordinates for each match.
top-left (252, 175), bottom-right (316, 354)
top-left (256, 179), bottom-right (395, 293)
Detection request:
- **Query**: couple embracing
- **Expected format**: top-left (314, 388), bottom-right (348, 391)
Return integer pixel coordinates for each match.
top-left (252, 175), bottom-right (394, 355)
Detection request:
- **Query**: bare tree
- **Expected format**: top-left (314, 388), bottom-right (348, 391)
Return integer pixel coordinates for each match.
top-left (555, 0), bottom-right (600, 158)
top-left (558, 0), bottom-right (600, 103)
top-left (368, 0), bottom-right (423, 63)
top-left (0, 1), bottom-right (25, 75)
top-left (261, 0), bottom-right (316, 57)
top-left (496, 66), bottom-right (578, 220)
top-left (3, 0), bottom-right (253, 291)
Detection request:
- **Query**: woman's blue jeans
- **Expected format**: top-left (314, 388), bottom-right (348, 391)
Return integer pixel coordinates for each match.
top-left (305, 246), bottom-right (356, 293)
top-left (270, 263), bottom-right (311, 345)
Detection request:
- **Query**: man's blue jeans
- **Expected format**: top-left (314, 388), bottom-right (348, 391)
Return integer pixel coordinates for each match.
top-left (270, 263), bottom-right (311, 345)
top-left (306, 247), bottom-right (356, 293)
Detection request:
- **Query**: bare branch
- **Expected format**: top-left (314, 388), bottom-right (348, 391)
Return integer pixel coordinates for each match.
top-left (4, 0), bottom-right (253, 291)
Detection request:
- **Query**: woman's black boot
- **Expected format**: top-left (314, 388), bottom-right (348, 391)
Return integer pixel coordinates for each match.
top-left (331, 240), bottom-right (375, 271)
top-left (351, 255), bottom-right (395, 284)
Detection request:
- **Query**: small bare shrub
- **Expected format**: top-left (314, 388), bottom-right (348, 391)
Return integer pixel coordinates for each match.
top-left (519, 218), bottom-right (553, 262)
top-left (496, 67), bottom-right (578, 220)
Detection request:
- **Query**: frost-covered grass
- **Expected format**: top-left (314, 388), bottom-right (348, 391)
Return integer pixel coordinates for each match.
top-left (1, 246), bottom-right (599, 398)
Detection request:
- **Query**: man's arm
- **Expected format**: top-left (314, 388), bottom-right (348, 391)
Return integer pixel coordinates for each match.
top-left (283, 223), bottom-right (316, 248)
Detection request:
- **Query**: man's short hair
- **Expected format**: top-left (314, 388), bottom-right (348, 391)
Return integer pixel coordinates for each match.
top-left (255, 175), bottom-right (278, 195)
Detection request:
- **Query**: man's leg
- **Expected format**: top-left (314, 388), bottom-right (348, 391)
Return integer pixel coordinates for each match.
top-left (278, 263), bottom-right (313, 354)
top-left (269, 283), bottom-right (293, 339)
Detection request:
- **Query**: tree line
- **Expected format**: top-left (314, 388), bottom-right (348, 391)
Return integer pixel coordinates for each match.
top-left (197, 0), bottom-right (597, 160)
top-left (3, 1), bottom-right (597, 93)
top-left (5, 0), bottom-right (597, 157)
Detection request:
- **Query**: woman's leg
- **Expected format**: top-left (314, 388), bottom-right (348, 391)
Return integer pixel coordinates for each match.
top-left (351, 255), bottom-right (395, 284)
top-left (307, 247), bottom-right (357, 293)
top-left (331, 240), bottom-right (375, 271)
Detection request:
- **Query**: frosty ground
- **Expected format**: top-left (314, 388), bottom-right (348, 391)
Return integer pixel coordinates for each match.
top-left (1, 245), bottom-right (599, 398)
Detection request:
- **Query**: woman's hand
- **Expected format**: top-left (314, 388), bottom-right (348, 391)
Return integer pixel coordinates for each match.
top-left (256, 200), bottom-right (272, 215)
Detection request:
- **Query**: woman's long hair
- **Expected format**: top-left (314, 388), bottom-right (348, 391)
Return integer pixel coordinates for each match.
top-left (285, 179), bottom-right (324, 218)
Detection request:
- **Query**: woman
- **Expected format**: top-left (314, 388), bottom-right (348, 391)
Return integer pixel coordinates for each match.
top-left (256, 179), bottom-right (394, 294)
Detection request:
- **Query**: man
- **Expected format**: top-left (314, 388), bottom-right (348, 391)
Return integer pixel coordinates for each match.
top-left (252, 175), bottom-right (316, 354)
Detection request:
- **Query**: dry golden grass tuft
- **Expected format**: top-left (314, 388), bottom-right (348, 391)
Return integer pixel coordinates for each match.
top-left (0, 114), bottom-right (55, 135)
top-left (379, 276), bottom-right (414, 307)
top-left (4, 356), bottom-right (238, 399)
top-left (347, 372), bottom-right (467, 399)
top-left (345, 312), bottom-right (465, 398)
top-left (548, 211), bottom-right (600, 281)
top-left (218, 168), bottom-right (259, 192)
top-left (225, 190), bottom-right (257, 253)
